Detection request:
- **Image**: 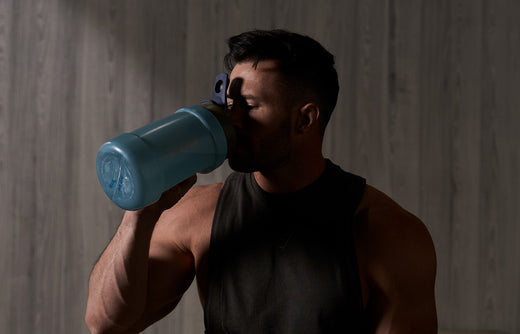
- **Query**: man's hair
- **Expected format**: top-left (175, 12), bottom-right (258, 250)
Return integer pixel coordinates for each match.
top-left (224, 29), bottom-right (339, 132)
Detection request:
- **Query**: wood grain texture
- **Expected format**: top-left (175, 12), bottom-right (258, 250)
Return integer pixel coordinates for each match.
top-left (0, 0), bottom-right (12, 332)
top-left (0, 0), bottom-right (518, 333)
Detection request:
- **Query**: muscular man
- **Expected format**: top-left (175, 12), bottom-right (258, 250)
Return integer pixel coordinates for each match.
top-left (85, 30), bottom-right (437, 333)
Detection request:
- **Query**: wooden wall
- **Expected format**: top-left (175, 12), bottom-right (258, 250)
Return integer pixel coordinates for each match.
top-left (0, 0), bottom-right (518, 333)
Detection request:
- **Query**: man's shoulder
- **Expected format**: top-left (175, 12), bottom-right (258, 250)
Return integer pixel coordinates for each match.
top-left (153, 181), bottom-right (225, 253)
top-left (183, 181), bottom-right (225, 203)
top-left (167, 181), bottom-right (225, 219)
top-left (354, 184), bottom-right (436, 285)
top-left (355, 185), bottom-right (425, 230)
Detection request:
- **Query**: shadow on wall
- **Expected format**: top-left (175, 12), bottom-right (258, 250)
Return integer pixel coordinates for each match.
top-left (58, 0), bottom-right (190, 118)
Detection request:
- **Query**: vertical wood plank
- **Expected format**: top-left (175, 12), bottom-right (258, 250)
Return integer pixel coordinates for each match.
top-left (3, 1), bottom-right (41, 332)
top-left (349, 0), bottom-right (391, 191)
top-left (477, 0), bottom-right (519, 330)
top-left (320, 0), bottom-right (360, 172)
top-left (32, 1), bottom-right (84, 331)
top-left (385, 0), bottom-right (422, 214)
top-left (501, 2), bottom-right (520, 330)
top-left (478, 0), bottom-right (501, 328)
top-left (439, 0), bottom-right (483, 328)
top-left (0, 0), bottom-right (13, 329)
top-left (416, 0), bottom-right (456, 328)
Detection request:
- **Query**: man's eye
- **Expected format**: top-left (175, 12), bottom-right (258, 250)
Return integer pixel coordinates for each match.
top-left (226, 100), bottom-right (256, 112)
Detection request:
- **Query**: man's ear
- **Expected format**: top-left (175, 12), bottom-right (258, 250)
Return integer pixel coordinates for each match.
top-left (297, 103), bottom-right (320, 133)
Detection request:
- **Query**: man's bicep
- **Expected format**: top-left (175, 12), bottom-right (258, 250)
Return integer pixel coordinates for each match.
top-left (373, 281), bottom-right (437, 334)
top-left (370, 212), bottom-right (438, 333)
top-left (130, 234), bottom-right (196, 332)
top-left (148, 245), bottom-right (196, 301)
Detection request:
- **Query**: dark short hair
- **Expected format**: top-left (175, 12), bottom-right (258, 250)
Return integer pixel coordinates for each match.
top-left (224, 29), bottom-right (339, 132)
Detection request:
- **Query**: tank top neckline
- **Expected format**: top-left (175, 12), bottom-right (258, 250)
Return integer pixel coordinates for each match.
top-left (246, 159), bottom-right (337, 204)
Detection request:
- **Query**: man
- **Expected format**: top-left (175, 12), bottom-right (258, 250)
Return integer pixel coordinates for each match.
top-left (86, 30), bottom-right (437, 333)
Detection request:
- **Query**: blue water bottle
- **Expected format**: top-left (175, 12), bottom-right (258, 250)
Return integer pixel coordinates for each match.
top-left (96, 74), bottom-right (234, 210)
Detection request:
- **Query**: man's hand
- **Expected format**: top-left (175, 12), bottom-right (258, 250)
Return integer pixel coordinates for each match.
top-left (140, 175), bottom-right (198, 215)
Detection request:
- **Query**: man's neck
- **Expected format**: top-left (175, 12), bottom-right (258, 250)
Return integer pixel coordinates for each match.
top-left (253, 156), bottom-right (326, 194)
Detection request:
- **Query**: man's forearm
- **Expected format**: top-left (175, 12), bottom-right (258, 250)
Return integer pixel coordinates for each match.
top-left (85, 209), bottom-right (160, 333)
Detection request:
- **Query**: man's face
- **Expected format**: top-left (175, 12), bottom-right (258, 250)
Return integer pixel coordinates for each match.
top-left (226, 60), bottom-right (298, 173)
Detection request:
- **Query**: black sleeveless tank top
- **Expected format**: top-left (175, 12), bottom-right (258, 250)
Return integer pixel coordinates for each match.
top-left (204, 160), bottom-right (367, 333)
